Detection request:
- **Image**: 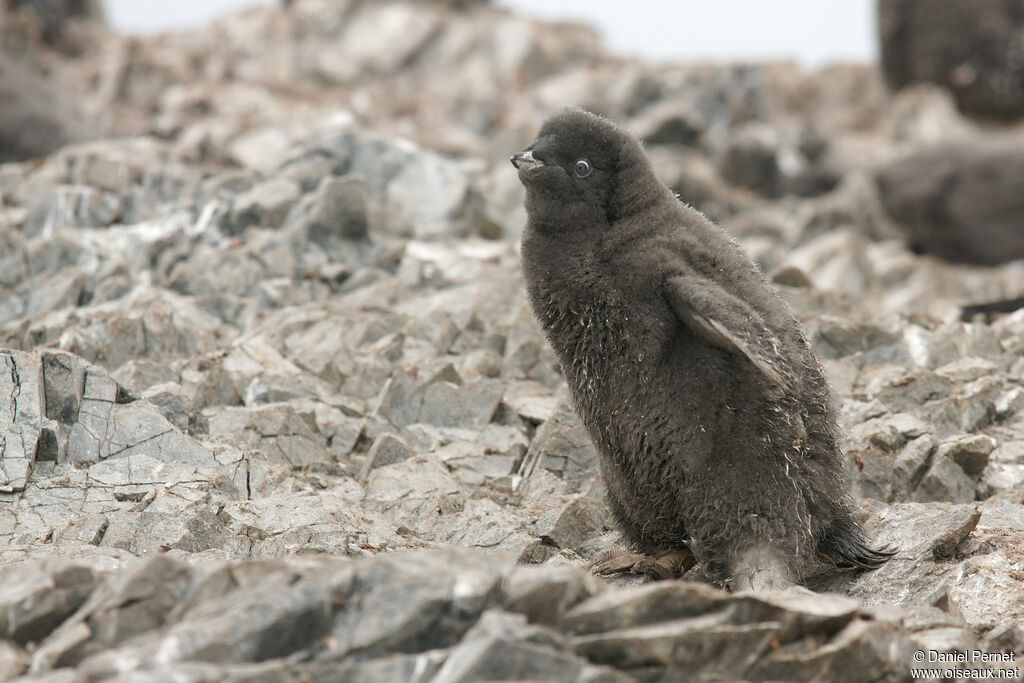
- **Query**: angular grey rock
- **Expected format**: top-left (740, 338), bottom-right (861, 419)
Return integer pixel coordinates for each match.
top-left (845, 412), bottom-right (932, 501)
top-left (869, 368), bottom-right (952, 414)
top-left (313, 3), bottom-right (445, 81)
top-left (938, 434), bottom-right (998, 477)
top-left (321, 550), bottom-right (505, 661)
top-left (931, 508), bottom-right (985, 561)
top-left (568, 581), bottom-right (878, 681)
top-left (985, 622), bottom-right (1024, 655)
top-left (460, 348), bottom-right (503, 378)
top-left (0, 546), bottom-right (1007, 680)
top-left (534, 496), bottom-right (611, 556)
top-left (943, 550), bottom-right (1024, 632)
top-left (179, 356), bottom-right (242, 412)
top-left (747, 618), bottom-right (913, 683)
top-left (140, 382), bottom-right (191, 433)
top-left (112, 359), bottom-right (182, 397)
top-left (995, 386), bottom-right (1024, 421)
top-left (935, 357), bottom-right (998, 384)
top-left (95, 499), bottom-right (245, 557)
top-left (79, 568), bottom-right (344, 673)
top-left (363, 456), bottom-right (462, 508)
top-left (358, 433), bottom-right (415, 480)
top-left (23, 185), bottom-right (121, 236)
top-left (953, 376), bottom-right (1003, 433)
top-left (0, 350), bottom-right (49, 491)
top-left (307, 175), bottom-right (370, 243)
top-left (435, 630), bottom-right (613, 683)
top-left (55, 514), bottom-right (109, 547)
top-left (518, 402), bottom-right (600, 493)
top-left (376, 368), bottom-right (503, 431)
top-left (22, 294), bottom-right (224, 370)
top-left (374, 368), bottom-right (423, 428)
top-left (912, 452), bottom-right (976, 504)
top-left (814, 316), bottom-right (903, 360)
top-left (328, 653), bottom-right (449, 683)
top-left (502, 382), bottom-right (559, 426)
top-left (228, 177), bottom-right (301, 233)
top-left (581, 620), bottom-right (771, 676)
top-left (435, 429), bottom-right (524, 488)
top-left (206, 402), bottom-right (330, 466)
top-left (301, 400), bottom-right (363, 459)
top-left (41, 351), bottom-right (85, 427)
top-left (24, 268), bottom-right (88, 320)
top-left (563, 581), bottom-right (725, 636)
top-left (0, 559), bottom-right (101, 645)
top-left (4, 0), bottom-right (104, 49)
top-left (418, 378), bottom-right (503, 430)
top-left (502, 564), bottom-right (602, 626)
top-left (384, 143), bottom-right (471, 240)
top-left (0, 229), bottom-right (28, 294)
top-left (68, 144), bottom-right (149, 194)
top-left (32, 554), bottom-right (192, 670)
top-left (876, 503), bottom-right (981, 561)
top-left (67, 365), bottom-right (215, 468)
top-left (891, 434), bottom-right (935, 500)
top-left (809, 503), bottom-right (997, 626)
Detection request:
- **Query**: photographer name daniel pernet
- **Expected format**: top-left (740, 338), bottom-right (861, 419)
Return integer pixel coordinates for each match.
top-left (921, 651), bottom-right (1017, 664)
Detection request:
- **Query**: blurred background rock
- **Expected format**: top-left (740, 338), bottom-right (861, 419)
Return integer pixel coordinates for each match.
top-left (5, 0), bottom-right (1024, 268)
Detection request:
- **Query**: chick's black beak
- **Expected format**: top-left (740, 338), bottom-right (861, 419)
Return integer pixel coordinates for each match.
top-left (510, 149), bottom-right (543, 171)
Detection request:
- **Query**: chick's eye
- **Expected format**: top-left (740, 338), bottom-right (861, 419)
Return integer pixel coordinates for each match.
top-left (574, 159), bottom-right (592, 178)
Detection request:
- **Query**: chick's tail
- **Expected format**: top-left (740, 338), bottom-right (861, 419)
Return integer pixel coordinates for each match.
top-left (818, 518), bottom-right (896, 570)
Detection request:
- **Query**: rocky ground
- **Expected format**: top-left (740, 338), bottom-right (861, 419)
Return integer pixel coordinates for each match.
top-left (1, 0), bottom-right (1024, 680)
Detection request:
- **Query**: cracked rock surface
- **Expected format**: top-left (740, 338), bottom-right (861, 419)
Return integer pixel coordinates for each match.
top-left (1, 0), bottom-right (1024, 680)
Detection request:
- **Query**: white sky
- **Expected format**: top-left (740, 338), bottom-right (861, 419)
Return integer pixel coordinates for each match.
top-left (102, 0), bottom-right (269, 33)
top-left (102, 0), bottom-right (876, 67)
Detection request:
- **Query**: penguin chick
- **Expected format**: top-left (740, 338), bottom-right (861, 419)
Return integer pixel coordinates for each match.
top-left (512, 108), bottom-right (893, 590)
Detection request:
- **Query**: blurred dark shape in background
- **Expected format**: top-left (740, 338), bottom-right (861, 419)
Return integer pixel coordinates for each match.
top-left (961, 296), bottom-right (1024, 321)
top-left (878, 0), bottom-right (1024, 120)
top-left (875, 143), bottom-right (1024, 266)
top-left (0, 0), bottom-right (103, 162)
